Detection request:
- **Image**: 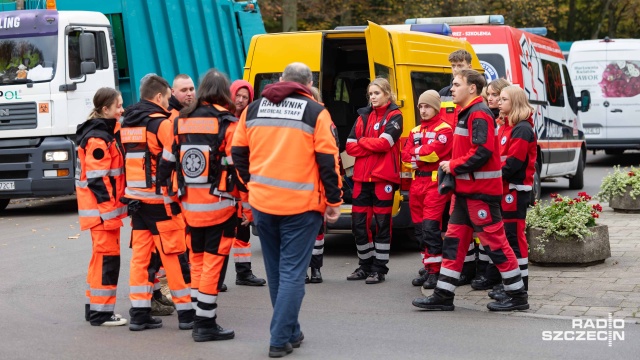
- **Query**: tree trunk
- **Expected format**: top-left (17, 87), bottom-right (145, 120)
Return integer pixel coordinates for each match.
top-left (592, 0), bottom-right (613, 39)
top-left (340, 1), bottom-right (352, 26)
top-left (567, 0), bottom-right (576, 39)
top-left (282, 0), bottom-right (297, 32)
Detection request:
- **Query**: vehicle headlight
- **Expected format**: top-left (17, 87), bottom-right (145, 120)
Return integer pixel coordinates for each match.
top-left (45, 151), bottom-right (69, 161)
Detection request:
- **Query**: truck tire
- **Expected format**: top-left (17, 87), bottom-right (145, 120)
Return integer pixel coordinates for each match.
top-left (569, 152), bottom-right (585, 190)
top-left (0, 199), bottom-right (9, 211)
top-left (530, 162), bottom-right (541, 206)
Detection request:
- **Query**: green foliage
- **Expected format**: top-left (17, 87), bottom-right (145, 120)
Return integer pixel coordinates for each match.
top-left (597, 165), bottom-right (640, 202)
top-left (526, 192), bottom-right (602, 254)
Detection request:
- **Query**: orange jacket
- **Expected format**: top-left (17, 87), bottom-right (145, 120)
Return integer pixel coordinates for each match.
top-left (231, 82), bottom-right (342, 216)
top-left (174, 103), bottom-right (249, 227)
top-left (75, 118), bottom-right (127, 230)
top-left (121, 100), bottom-right (176, 205)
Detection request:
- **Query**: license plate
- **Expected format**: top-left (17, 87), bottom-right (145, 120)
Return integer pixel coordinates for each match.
top-left (584, 127), bottom-right (600, 135)
top-left (0, 181), bottom-right (15, 191)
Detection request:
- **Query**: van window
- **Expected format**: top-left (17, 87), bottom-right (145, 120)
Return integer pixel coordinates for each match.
top-left (562, 64), bottom-right (578, 114)
top-left (410, 71), bottom-right (451, 126)
top-left (334, 78), bottom-right (350, 102)
top-left (542, 59), bottom-right (565, 107)
top-left (477, 53), bottom-right (507, 80)
top-left (253, 72), bottom-right (320, 95)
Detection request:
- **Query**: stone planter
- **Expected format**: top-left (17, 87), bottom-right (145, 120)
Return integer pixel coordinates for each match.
top-left (609, 186), bottom-right (640, 212)
top-left (527, 225), bottom-right (611, 266)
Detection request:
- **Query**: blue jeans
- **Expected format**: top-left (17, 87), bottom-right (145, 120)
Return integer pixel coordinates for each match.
top-left (253, 209), bottom-right (323, 347)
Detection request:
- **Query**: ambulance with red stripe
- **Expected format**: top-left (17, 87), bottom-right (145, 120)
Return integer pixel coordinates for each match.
top-left (406, 15), bottom-right (591, 200)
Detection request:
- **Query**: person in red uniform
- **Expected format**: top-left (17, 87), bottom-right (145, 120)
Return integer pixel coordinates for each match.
top-left (227, 79), bottom-right (266, 288)
top-left (488, 85), bottom-right (537, 301)
top-left (401, 90), bottom-right (453, 289)
top-left (76, 87), bottom-right (128, 326)
top-left (412, 70), bottom-right (529, 311)
top-left (345, 77), bottom-right (403, 284)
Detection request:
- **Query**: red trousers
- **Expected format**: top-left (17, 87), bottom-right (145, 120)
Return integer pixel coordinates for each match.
top-left (409, 174), bottom-right (451, 274)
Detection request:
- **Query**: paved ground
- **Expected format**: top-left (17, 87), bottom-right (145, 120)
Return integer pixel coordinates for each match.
top-left (432, 203), bottom-right (640, 322)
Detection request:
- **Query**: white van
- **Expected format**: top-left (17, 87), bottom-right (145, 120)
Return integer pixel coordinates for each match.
top-left (569, 38), bottom-right (640, 155)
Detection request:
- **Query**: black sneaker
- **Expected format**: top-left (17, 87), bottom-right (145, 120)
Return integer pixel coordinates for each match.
top-left (347, 268), bottom-right (369, 281)
top-left (487, 296), bottom-right (529, 311)
top-left (309, 268), bottom-right (322, 283)
top-left (129, 316), bottom-right (162, 331)
top-left (219, 284), bottom-right (228, 292)
top-left (471, 275), bottom-right (501, 290)
top-left (192, 323), bottom-right (235, 342)
top-left (422, 273), bottom-right (439, 289)
top-left (269, 342), bottom-right (293, 358)
top-left (290, 332), bottom-right (304, 348)
top-left (412, 294), bottom-right (455, 311)
top-left (365, 272), bottom-right (385, 284)
top-left (236, 273), bottom-right (267, 286)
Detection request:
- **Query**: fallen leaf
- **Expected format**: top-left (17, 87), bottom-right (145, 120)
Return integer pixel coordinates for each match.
top-left (68, 234), bottom-right (80, 239)
top-left (32, 229), bottom-right (37, 232)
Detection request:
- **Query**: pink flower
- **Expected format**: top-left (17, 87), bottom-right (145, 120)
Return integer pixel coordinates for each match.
top-left (592, 204), bottom-right (603, 212)
top-left (554, 197), bottom-right (563, 202)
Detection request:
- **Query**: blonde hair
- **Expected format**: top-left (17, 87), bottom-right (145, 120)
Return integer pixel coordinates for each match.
top-left (501, 85), bottom-right (534, 126)
top-left (88, 87), bottom-right (121, 120)
top-left (487, 78), bottom-right (511, 97)
top-left (310, 86), bottom-right (322, 102)
top-left (367, 77), bottom-right (397, 105)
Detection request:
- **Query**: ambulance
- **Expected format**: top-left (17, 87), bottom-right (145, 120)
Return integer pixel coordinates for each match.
top-left (569, 38), bottom-right (640, 155)
top-left (242, 22), bottom-right (481, 233)
top-left (405, 15), bottom-right (591, 200)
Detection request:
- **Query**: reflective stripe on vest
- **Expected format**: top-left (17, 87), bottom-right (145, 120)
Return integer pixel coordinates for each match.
top-left (251, 174), bottom-right (314, 191)
top-left (78, 205), bottom-right (126, 221)
top-left (125, 188), bottom-right (164, 200)
top-left (456, 171), bottom-right (502, 180)
top-left (182, 199), bottom-right (236, 212)
top-left (246, 118), bottom-right (315, 135)
top-left (509, 183), bottom-right (533, 191)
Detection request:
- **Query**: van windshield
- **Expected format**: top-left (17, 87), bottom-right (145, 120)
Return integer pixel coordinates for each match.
top-left (0, 35), bottom-right (58, 85)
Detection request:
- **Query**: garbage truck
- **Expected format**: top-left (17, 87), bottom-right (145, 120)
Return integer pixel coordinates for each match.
top-left (0, 0), bottom-right (265, 210)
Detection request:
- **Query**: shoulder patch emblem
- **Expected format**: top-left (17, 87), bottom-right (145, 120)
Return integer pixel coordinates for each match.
top-left (438, 134), bottom-right (448, 144)
top-left (505, 194), bottom-right (514, 204)
top-left (501, 136), bottom-right (507, 145)
top-left (92, 148), bottom-right (105, 160)
top-left (477, 209), bottom-right (488, 219)
top-left (384, 184), bottom-right (393, 193)
top-left (373, 123), bottom-right (380, 131)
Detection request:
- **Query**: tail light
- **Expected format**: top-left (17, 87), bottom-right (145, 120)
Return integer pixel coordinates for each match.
top-left (399, 136), bottom-right (412, 191)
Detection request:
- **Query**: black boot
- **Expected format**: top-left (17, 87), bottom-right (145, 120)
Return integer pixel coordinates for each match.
top-left (422, 273), bottom-right (439, 289)
top-left (309, 268), bottom-right (323, 283)
top-left (418, 267), bottom-right (427, 276)
top-left (236, 272), bottom-right (267, 286)
top-left (471, 275), bottom-right (501, 290)
top-left (129, 316), bottom-right (163, 331)
top-left (192, 322), bottom-right (235, 342)
top-left (412, 291), bottom-right (455, 311)
top-left (487, 292), bottom-right (529, 311)
top-left (85, 304), bottom-right (90, 321)
top-left (411, 273), bottom-right (427, 286)
top-left (269, 342), bottom-right (293, 358)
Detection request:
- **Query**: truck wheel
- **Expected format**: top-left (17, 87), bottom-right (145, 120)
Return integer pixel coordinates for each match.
top-left (0, 199), bottom-right (9, 211)
top-left (569, 153), bottom-right (585, 190)
top-left (530, 162), bottom-right (541, 206)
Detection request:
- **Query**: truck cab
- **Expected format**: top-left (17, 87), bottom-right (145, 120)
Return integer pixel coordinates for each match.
top-left (0, 9), bottom-right (115, 210)
top-left (243, 22), bottom-right (481, 234)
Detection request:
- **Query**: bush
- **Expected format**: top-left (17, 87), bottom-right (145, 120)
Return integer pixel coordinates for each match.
top-left (526, 192), bottom-right (602, 254)
top-left (597, 165), bottom-right (640, 202)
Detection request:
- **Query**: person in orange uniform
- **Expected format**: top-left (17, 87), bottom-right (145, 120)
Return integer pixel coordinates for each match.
top-left (231, 62), bottom-right (342, 357)
top-left (173, 69), bottom-right (243, 342)
top-left (345, 77), bottom-right (403, 284)
top-left (121, 74), bottom-right (194, 331)
top-left (76, 87), bottom-right (128, 326)
top-left (401, 90), bottom-right (453, 289)
top-left (226, 79), bottom-right (266, 287)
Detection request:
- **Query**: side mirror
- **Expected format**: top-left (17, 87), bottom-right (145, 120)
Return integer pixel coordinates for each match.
top-left (79, 32), bottom-right (96, 75)
top-left (579, 90), bottom-right (591, 112)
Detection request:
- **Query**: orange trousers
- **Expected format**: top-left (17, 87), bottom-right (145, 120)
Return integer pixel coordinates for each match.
top-left (86, 225), bottom-right (121, 325)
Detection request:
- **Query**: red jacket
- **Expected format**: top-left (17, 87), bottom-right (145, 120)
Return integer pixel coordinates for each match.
top-left (401, 113), bottom-right (453, 176)
top-left (346, 102), bottom-right (403, 184)
top-left (450, 96), bottom-right (503, 202)
top-left (499, 115), bottom-right (537, 193)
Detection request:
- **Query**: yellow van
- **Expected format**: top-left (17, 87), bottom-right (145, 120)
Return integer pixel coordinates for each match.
top-left (243, 22), bottom-right (482, 234)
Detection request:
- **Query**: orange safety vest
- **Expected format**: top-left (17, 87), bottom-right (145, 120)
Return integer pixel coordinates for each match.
top-left (175, 103), bottom-right (241, 227)
top-left (75, 118), bottom-right (127, 230)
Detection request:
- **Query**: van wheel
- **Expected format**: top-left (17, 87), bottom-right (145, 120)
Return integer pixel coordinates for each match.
top-left (569, 153), bottom-right (585, 190)
top-left (530, 162), bottom-right (541, 206)
top-left (0, 199), bottom-right (9, 211)
top-left (605, 149), bottom-right (624, 155)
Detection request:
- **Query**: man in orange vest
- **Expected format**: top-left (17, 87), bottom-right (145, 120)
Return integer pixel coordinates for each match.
top-left (121, 74), bottom-right (194, 331)
top-left (232, 62), bottom-right (341, 357)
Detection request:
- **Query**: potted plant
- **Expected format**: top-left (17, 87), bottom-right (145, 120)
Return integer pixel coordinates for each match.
top-left (598, 165), bottom-right (640, 212)
top-left (525, 192), bottom-right (610, 265)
